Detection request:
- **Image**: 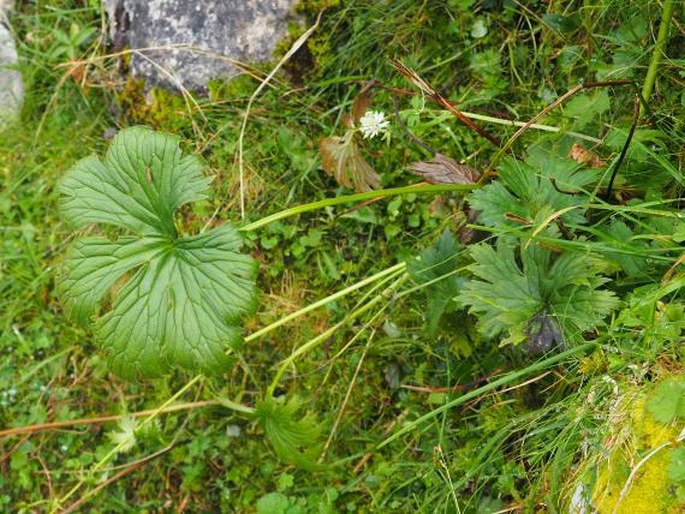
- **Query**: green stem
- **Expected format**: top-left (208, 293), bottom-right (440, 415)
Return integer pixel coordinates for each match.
top-left (246, 262), bottom-right (407, 342)
top-left (240, 184), bottom-right (474, 233)
top-left (378, 343), bottom-right (597, 448)
top-left (216, 395), bottom-right (256, 415)
top-left (52, 375), bottom-right (203, 513)
top-left (267, 272), bottom-right (408, 396)
top-left (641, 0), bottom-right (675, 111)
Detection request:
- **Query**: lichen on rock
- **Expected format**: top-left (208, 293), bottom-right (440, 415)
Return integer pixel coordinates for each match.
top-left (102, 0), bottom-right (300, 93)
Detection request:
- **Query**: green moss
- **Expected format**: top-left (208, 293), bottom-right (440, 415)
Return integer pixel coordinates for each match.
top-left (581, 376), bottom-right (684, 513)
top-left (207, 74), bottom-right (259, 102)
top-left (115, 78), bottom-right (191, 130)
top-left (295, 0), bottom-right (341, 13)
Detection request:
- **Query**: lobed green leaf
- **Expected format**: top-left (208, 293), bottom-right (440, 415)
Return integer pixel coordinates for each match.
top-left (254, 396), bottom-right (324, 471)
top-left (469, 149), bottom-right (600, 232)
top-left (60, 127), bottom-right (210, 237)
top-left (58, 127), bottom-right (257, 378)
top-left (458, 242), bottom-right (618, 346)
top-left (407, 230), bottom-right (466, 334)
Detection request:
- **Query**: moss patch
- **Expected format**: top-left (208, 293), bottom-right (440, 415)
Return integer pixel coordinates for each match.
top-left (115, 77), bottom-right (193, 130)
top-left (588, 375), bottom-right (684, 513)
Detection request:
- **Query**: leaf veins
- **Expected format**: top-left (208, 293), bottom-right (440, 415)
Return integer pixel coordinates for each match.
top-left (58, 127), bottom-right (258, 378)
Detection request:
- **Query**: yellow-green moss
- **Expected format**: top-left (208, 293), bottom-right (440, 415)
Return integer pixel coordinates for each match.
top-left (294, 0), bottom-right (341, 13)
top-left (586, 377), bottom-right (684, 513)
top-left (116, 78), bottom-right (191, 130)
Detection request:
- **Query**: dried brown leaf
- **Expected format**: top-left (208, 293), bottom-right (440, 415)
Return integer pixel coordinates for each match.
top-left (569, 143), bottom-right (604, 168)
top-left (410, 153), bottom-right (481, 185)
top-left (351, 81), bottom-right (377, 126)
top-left (320, 130), bottom-right (380, 192)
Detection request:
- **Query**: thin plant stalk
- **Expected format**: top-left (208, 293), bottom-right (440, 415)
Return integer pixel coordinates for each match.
top-left (612, 428), bottom-right (685, 514)
top-left (51, 375), bottom-right (203, 513)
top-left (487, 80), bottom-right (633, 173)
top-left (378, 343), bottom-right (597, 448)
top-left (236, 13), bottom-right (322, 219)
top-left (246, 262), bottom-right (407, 342)
top-left (0, 400), bottom-right (221, 439)
top-left (641, 0), bottom-right (675, 112)
top-left (60, 444), bottom-right (175, 514)
top-left (267, 273), bottom-right (408, 396)
top-left (1, 266), bottom-right (406, 438)
top-left (320, 332), bottom-right (374, 460)
top-left (240, 184), bottom-right (475, 233)
top-left (432, 110), bottom-right (602, 144)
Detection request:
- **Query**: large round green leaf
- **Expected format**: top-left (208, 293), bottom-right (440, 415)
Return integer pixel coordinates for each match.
top-left (58, 127), bottom-right (257, 378)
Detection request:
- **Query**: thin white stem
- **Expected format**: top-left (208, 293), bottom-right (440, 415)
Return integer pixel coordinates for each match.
top-left (430, 109), bottom-right (602, 144)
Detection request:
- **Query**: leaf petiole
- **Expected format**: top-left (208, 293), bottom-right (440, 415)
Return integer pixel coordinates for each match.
top-left (239, 184), bottom-right (475, 233)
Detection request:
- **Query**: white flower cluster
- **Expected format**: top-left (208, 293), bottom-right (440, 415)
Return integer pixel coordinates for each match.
top-left (359, 110), bottom-right (390, 139)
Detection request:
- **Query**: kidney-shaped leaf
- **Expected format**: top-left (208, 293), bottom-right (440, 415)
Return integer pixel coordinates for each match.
top-left (58, 127), bottom-right (258, 378)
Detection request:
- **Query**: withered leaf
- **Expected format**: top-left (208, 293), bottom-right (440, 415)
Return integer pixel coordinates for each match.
top-left (320, 130), bottom-right (380, 192)
top-left (410, 153), bottom-right (481, 185)
top-left (350, 81), bottom-right (377, 126)
top-left (569, 143), bottom-right (604, 168)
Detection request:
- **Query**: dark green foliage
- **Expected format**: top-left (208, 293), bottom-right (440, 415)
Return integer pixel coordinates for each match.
top-left (458, 243), bottom-right (618, 346)
top-left (603, 220), bottom-right (650, 277)
top-left (407, 230), bottom-right (466, 335)
top-left (469, 148), bottom-right (600, 232)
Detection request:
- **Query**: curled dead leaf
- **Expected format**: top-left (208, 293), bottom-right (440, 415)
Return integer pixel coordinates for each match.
top-left (320, 130), bottom-right (380, 192)
top-left (569, 143), bottom-right (604, 168)
top-left (351, 81), bottom-right (378, 126)
top-left (410, 153), bottom-right (481, 185)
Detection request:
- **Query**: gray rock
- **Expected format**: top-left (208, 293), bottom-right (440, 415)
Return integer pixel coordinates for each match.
top-left (0, 13), bottom-right (23, 126)
top-left (103, 0), bottom-right (299, 93)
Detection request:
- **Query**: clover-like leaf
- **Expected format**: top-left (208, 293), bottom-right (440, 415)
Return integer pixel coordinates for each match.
top-left (58, 127), bottom-right (258, 378)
